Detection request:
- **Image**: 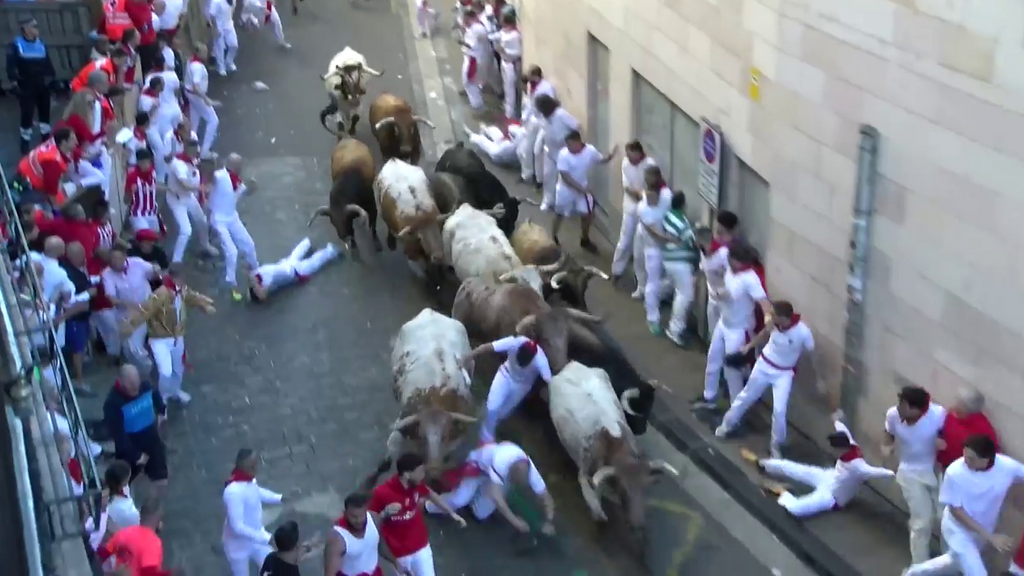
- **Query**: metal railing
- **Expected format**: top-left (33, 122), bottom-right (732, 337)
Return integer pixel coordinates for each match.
top-left (0, 159), bottom-right (97, 574)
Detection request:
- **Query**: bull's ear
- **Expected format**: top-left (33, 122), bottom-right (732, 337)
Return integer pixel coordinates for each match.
top-left (568, 320), bottom-right (603, 351)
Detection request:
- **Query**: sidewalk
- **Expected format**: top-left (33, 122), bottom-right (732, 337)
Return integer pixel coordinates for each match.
top-left (416, 15), bottom-right (913, 575)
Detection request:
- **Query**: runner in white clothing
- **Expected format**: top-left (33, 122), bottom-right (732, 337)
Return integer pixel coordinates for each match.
top-left (324, 492), bottom-right (411, 576)
top-left (534, 94), bottom-right (580, 211)
top-left (551, 130), bottom-right (617, 253)
top-left (517, 66), bottom-right (555, 188)
top-left (248, 237), bottom-right (341, 302)
top-left (426, 441), bottom-right (556, 536)
top-left (209, 0), bottom-right (239, 75)
top-left (463, 121), bottom-right (523, 167)
top-left (239, 0), bottom-right (291, 49)
top-left (698, 210), bottom-right (739, 332)
top-left (143, 54), bottom-right (183, 138)
top-left (610, 140), bottom-right (658, 297)
top-left (166, 139), bottom-right (218, 264)
top-left (222, 448), bottom-right (288, 576)
top-left (184, 44), bottom-right (219, 158)
top-left (716, 301), bottom-right (821, 458)
top-left (753, 410), bottom-right (895, 518)
top-left (207, 154), bottom-right (260, 301)
top-left (461, 336), bottom-right (553, 442)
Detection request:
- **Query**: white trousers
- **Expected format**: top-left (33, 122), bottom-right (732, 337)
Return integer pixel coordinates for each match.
top-left (416, 6), bottom-right (438, 36)
top-left (642, 246), bottom-right (664, 324)
top-left (120, 313), bottom-right (150, 367)
top-left (225, 542), bottom-right (273, 576)
top-left (706, 298), bottom-right (722, 335)
top-left (167, 194), bottom-right (213, 263)
top-left (500, 60), bottom-right (519, 119)
top-left (480, 369), bottom-right (532, 442)
top-left (426, 475), bottom-right (498, 520)
top-left (213, 27), bottom-right (239, 73)
top-left (704, 321), bottom-right (748, 402)
top-left (651, 259), bottom-right (694, 335)
top-left (186, 94), bottom-right (220, 156)
top-left (212, 214), bottom-right (259, 286)
top-left (91, 309), bottom-right (121, 356)
top-left (242, 6), bottom-right (286, 43)
top-left (397, 544), bottom-right (435, 576)
top-left (75, 151), bottom-right (111, 200)
top-left (610, 208), bottom-right (641, 277)
top-left (541, 151), bottom-right (559, 209)
top-left (720, 360), bottom-right (793, 449)
top-left (762, 459), bottom-right (837, 518)
top-left (462, 56), bottom-right (484, 110)
top-left (897, 467), bottom-right (942, 564)
top-left (292, 243), bottom-right (338, 277)
top-left (130, 214), bottom-right (160, 233)
top-left (904, 514), bottom-right (987, 576)
top-left (517, 121), bottom-right (544, 181)
top-left (469, 132), bottom-right (516, 167)
top-left (150, 336), bottom-right (185, 398)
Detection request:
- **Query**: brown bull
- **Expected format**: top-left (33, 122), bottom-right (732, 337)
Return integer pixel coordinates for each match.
top-left (511, 220), bottom-right (610, 310)
top-left (308, 137), bottom-right (381, 252)
top-left (451, 276), bottom-right (602, 374)
top-left (369, 93), bottom-right (435, 165)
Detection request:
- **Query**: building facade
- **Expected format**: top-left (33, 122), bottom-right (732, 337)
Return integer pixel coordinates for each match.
top-left (519, 0), bottom-right (1024, 460)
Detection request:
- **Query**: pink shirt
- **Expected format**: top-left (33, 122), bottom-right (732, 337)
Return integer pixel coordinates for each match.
top-left (101, 257), bottom-right (155, 308)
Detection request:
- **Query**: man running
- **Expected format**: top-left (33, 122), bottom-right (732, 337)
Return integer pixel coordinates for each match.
top-left (324, 492), bottom-right (411, 576)
top-left (461, 336), bottom-right (552, 442)
top-left (248, 237), bottom-right (340, 302)
top-left (368, 453), bottom-right (466, 576)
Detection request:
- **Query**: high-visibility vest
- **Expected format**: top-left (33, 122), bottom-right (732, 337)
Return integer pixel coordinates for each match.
top-left (70, 58), bottom-right (116, 92)
top-left (103, 0), bottom-right (134, 43)
top-left (17, 140), bottom-right (69, 202)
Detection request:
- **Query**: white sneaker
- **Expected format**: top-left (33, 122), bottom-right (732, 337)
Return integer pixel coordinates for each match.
top-left (714, 425), bottom-right (729, 438)
top-left (630, 288), bottom-right (643, 300)
top-left (217, 69), bottom-right (227, 76)
top-left (227, 63), bottom-right (237, 72)
top-left (176, 390), bottom-right (192, 404)
top-left (539, 202), bottom-right (550, 212)
top-left (280, 42), bottom-right (292, 49)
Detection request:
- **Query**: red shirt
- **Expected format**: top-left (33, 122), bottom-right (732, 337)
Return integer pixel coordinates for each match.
top-left (936, 411), bottom-right (999, 469)
top-left (96, 525), bottom-right (170, 576)
top-left (127, 166), bottom-right (159, 217)
top-left (124, 0), bottom-right (158, 44)
top-left (368, 475), bottom-right (431, 558)
top-left (36, 217), bottom-right (100, 260)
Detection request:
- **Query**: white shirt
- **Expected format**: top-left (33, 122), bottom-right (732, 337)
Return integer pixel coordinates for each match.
top-left (555, 144), bottom-right (602, 198)
top-left (107, 490), bottom-right (141, 532)
top-left (940, 454), bottom-right (1024, 537)
top-left (145, 71), bottom-right (181, 110)
top-left (101, 257), bottom-right (155, 307)
top-left (157, 0), bottom-right (184, 30)
top-left (542, 108), bottom-right (581, 156)
top-left (210, 0), bottom-right (236, 31)
top-left (473, 441), bottom-right (547, 494)
top-left (620, 156), bottom-right (657, 212)
top-left (160, 46), bottom-right (177, 75)
top-left (701, 244), bottom-right (729, 298)
top-left (222, 478), bottom-right (282, 551)
top-left (522, 78), bottom-right (555, 122)
top-left (332, 513), bottom-right (380, 576)
top-left (719, 267), bottom-right (766, 331)
top-left (206, 168), bottom-right (247, 217)
top-left (760, 321), bottom-right (814, 371)
top-left (491, 336), bottom-right (553, 387)
top-left (636, 186), bottom-right (673, 230)
top-left (185, 59), bottom-right (209, 96)
top-left (829, 421), bottom-right (895, 505)
top-left (34, 254), bottom-right (74, 304)
top-left (464, 22), bottom-right (490, 60)
top-left (497, 28), bottom-right (522, 61)
top-left (884, 403), bottom-right (947, 473)
top-left (168, 155), bottom-right (200, 199)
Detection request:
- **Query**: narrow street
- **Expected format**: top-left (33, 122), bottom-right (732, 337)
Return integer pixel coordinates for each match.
top-left (72, 1), bottom-right (811, 574)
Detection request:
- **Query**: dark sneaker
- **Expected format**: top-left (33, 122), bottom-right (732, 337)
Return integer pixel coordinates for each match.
top-left (580, 238), bottom-right (598, 254)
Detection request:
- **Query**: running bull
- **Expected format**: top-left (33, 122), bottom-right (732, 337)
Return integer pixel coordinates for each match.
top-left (452, 276), bottom-right (602, 374)
top-left (375, 158), bottom-right (450, 276)
top-left (435, 142), bottom-right (520, 236)
top-left (511, 219), bottom-right (610, 310)
top-left (369, 93), bottom-right (434, 165)
top-left (442, 204), bottom-right (557, 294)
top-left (549, 362), bottom-right (678, 540)
top-left (389, 308), bottom-right (478, 474)
top-left (318, 47), bottom-right (383, 136)
top-left (307, 135), bottom-right (381, 253)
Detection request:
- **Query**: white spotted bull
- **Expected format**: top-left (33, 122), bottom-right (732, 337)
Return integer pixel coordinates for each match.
top-left (375, 159), bottom-right (451, 279)
top-left (389, 309), bottom-right (478, 475)
top-left (319, 47), bottom-right (384, 136)
top-left (549, 362), bottom-right (679, 539)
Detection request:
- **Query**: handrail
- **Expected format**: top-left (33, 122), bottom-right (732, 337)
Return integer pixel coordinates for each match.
top-left (0, 155), bottom-right (98, 573)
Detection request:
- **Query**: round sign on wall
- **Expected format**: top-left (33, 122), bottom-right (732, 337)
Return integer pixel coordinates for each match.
top-left (702, 127), bottom-right (718, 164)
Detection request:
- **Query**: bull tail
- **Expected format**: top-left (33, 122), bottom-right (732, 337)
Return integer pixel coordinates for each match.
top-left (307, 206), bottom-right (330, 227)
top-left (319, 102), bottom-right (343, 137)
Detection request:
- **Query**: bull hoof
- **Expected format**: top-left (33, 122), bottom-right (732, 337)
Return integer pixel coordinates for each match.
top-left (373, 236), bottom-right (383, 252)
top-left (386, 233), bottom-right (397, 251)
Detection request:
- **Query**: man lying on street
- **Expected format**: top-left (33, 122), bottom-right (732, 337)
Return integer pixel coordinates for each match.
top-left (103, 364), bottom-right (169, 487)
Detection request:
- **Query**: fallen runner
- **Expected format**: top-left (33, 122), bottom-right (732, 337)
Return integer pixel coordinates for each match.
top-left (248, 237), bottom-right (341, 302)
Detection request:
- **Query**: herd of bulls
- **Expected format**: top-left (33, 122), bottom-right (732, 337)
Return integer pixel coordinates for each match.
top-left (309, 50), bottom-right (672, 542)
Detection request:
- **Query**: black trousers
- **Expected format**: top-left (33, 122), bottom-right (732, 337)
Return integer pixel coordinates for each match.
top-left (17, 86), bottom-right (51, 133)
top-left (138, 42), bottom-right (160, 76)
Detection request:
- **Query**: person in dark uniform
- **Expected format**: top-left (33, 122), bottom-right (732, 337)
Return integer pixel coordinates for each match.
top-left (128, 229), bottom-right (170, 291)
top-left (6, 16), bottom-right (56, 154)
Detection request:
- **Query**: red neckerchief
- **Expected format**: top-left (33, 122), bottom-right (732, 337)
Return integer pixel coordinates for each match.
top-left (142, 89), bottom-right (159, 98)
top-left (777, 314), bottom-right (801, 332)
top-left (265, 0), bottom-right (273, 23)
top-left (708, 239), bottom-right (729, 254)
top-left (134, 126), bottom-right (147, 140)
top-left (161, 275), bottom-right (180, 293)
top-left (176, 153), bottom-right (197, 167)
top-left (527, 79), bottom-right (539, 94)
top-left (68, 458), bottom-right (84, 484)
top-left (190, 55), bottom-right (204, 64)
top-left (253, 273), bottom-right (264, 286)
top-left (838, 445), bottom-right (863, 462)
top-left (502, 24), bottom-right (518, 32)
top-left (225, 468), bottom-right (255, 487)
top-left (227, 170), bottom-right (242, 191)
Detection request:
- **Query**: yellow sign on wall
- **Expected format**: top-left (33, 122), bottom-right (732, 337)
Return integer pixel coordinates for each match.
top-left (749, 67), bottom-right (761, 102)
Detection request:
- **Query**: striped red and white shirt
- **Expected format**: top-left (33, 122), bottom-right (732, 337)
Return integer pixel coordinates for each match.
top-left (126, 167), bottom-right (159, 217)
top-left (95, 220), bottom-right (115, 249)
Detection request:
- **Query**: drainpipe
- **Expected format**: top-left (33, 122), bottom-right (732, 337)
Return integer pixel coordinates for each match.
top-left (840, 125), bottom-right (880, 417)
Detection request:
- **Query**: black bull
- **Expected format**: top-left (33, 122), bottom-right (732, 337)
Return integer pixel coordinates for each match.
top-left (434, 143), bottom-right (519, 236)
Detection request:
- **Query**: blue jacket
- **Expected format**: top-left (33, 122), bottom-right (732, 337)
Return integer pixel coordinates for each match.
top-left (103, 380), bottom-right (166, 462)
top-left (6, 36), bottom-right (55, 88)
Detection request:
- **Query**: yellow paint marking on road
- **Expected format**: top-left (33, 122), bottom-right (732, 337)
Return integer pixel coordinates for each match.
top-left (648, 499), bottom-right (704, 576)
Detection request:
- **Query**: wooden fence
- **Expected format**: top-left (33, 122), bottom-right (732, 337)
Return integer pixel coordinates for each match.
top-left (0, 2), bottom-right (97, 86)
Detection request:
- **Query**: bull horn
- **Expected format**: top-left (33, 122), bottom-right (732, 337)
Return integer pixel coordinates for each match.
top-left (375, 117), bottom-right (397, 131)
top-left (592, 466), bottom-right (616, 491)
top-left (565, 307), bottom-right (602, 324)
top-left (515, 314), bottom-right (537, 335)
top-left (648, 460), bottom-right (680, 477)
top-left (537, 251), bottom-right (566, 274)
top-left (483, 203), bottom-right (506, 218)
top-left (364, 66), bottom-right (384, 76)
top-left (497, 272), bottom-right (515, 283)
top-left (549, 271), bottom-right (568, 289)
top-left (307, 206), bottom-right (329, 227)
top-left (412, 116), bottom-right (436, 129)
top-left (392, 414), bottom-right (420, 431)
top-left (447, 412), bottom-right (478, 423)
top-left (583, 265), bottom-right (611, 280)
top-left (396, 225), bottom-right (414, 239)
top-left (620, 388), bottom-right (640, 416)
top-left (345, 205), bottom-right (369, 221)
top-left (518, 196), bottom-right (542, 207)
